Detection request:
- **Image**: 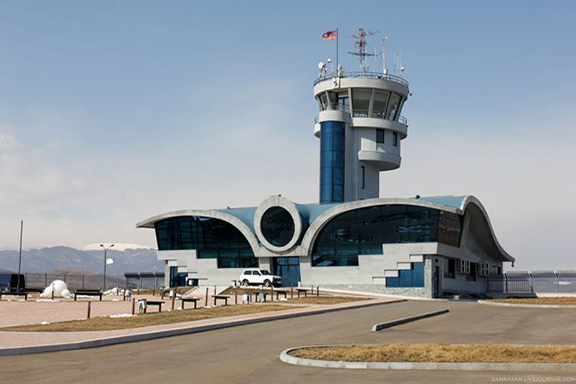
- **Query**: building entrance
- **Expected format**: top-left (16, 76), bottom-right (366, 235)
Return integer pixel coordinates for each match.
top-left (273, 257), bottom-right (301, 287)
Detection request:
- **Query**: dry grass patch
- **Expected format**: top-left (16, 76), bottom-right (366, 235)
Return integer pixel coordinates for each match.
top-left (2, 304), bottom-right (302, 332)
top-left (493, 297), bottom-right (576, 305)
top-left (291, 344), bottom-right (576, 364)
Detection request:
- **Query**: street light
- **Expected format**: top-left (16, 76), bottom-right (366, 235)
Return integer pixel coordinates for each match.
top-left (100, 244), bottom-right (114, 291)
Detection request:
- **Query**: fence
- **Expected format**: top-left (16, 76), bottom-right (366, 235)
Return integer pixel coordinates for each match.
top-left (24, 272), bottom-right (126, 291)
top-left (487, 270), bottom-right (576, 294)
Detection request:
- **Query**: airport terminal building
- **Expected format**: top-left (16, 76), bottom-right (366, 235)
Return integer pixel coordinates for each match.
top-left (137, 49), bottom-right (514, 298)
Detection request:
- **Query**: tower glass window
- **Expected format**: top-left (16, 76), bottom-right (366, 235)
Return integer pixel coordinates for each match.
top-left (388, 93), bottom-right (402, 120)
top-left (351, 89), bottom-right (371, 117)
top-left (373, 90), bottom-right (390, 118)
top-left (320, 121), bottom-right (345, 204)
top-left (155, 216), bottom-right (258, 268)
top-left (260, 207), bottom-right (295, 247)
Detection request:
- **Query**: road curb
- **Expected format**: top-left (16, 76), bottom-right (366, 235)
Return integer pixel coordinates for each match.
top-left (279, 346), bottom-right (576, 371)
top-left (478, 300), bottom-right (576, 309)
top-left (372, 308), bottom-right (449, 331)
top-left (0, 299), bottom-right (406, 356)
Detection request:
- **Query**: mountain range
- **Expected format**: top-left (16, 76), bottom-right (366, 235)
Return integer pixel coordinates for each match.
top-left (0, 246), bottom-right (163, 275)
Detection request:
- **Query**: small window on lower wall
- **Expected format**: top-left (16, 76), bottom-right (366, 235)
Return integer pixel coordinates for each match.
top-left (444, 259), bottom-right (456, 279)
top-left (466, 262), bottom-right (477, 281)
top-left (386, 262), bottom-right (425, 287)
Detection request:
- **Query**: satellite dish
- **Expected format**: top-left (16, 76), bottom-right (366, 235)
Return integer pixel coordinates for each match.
top-left (401, 67), bottom-right (405, 72)
top-left (327, 58), bottom-right (331, 63)
top-left (318, 61), bottom-right (324, 69)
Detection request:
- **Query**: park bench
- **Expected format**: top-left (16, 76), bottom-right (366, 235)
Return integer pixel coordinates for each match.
top-left (143, 300), bottom-right (164, 313)
top-left (295, 288), bottom-right (310, 298)
top-left (275, 290), bottom-right (289, 300)
top-left (0, 291), bottom-right (28, 301)
top-left (180, 297), bottom-right (200, 309)
top-left (74, 289), bottom-right (103, 301)
top-left (213, 295), bottom-right (231, 306)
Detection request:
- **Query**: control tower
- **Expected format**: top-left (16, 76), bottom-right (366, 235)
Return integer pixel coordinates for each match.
top-left (313, 31), bottom-right (410, 204)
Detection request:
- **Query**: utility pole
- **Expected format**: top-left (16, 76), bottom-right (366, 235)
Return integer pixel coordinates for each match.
top-left (17, 220), bottom-right (23, 293)
top-left (100, 243), bottom-right (115, 291)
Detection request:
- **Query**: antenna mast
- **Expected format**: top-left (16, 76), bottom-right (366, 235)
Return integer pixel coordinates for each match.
top-left (348, 28), bottom-right (378, 73)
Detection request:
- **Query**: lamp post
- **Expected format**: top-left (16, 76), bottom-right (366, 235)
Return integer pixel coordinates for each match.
top-left (100, 244), bottom-right (114, 291)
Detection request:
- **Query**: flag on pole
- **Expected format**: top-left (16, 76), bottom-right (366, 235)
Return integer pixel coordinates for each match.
top-left (322, 30), bottom-right (338, 40)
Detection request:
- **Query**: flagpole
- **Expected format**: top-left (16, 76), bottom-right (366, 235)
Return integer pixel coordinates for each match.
top-left (336, 28), bottom-right (339, 76)
top-left (17, 220), bottom-right (23, 292)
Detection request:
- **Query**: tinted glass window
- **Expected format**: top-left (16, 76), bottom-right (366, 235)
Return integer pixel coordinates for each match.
top-left (155, 216), bottom-right (258, 269)
top-left (253, 271), bottom-right (261, 276)
top-left (438, 212), bottom-right (462, 247)
top-left (312, 205), bottom-right (459, 267)
top-left (320, 121), bottom-right (345, 204)
top-left (244, 271), bottom-right (252, 275)
top-left (260, 207), bottom-right (295, 247)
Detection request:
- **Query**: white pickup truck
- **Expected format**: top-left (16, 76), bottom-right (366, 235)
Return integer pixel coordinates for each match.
top-left (240, 269), bottom-right (282, 287)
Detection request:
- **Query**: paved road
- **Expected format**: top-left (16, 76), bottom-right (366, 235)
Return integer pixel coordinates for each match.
top-left (2, 300), bottom-right (576, 384)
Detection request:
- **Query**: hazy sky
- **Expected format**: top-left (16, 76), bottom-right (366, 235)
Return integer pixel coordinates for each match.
top-left (1, 1), bottom-right (575, 270)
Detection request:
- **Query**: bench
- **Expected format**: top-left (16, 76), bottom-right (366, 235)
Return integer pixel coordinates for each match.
top-left (180, 297), bottom-right (200, 309)
top-left (0, 291), bottom-right (28, 301)
top-left (143, 300), bottom-right (164, 313)
top-left (295, 288), bottom-right (310, 298)
top-left (213, 295), bottom-right (231, 306)
top-left (74, 290), bottom-right (103, 301)
top-left (275, 290), bottom-right (289, 300)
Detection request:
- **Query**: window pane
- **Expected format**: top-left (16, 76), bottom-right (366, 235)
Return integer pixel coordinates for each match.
top-left (352, 89), bottom-right (371, 117)
top-left (388, 94), bottom-right (402, 120)
top-left (373, 90), bottom-right (390, 118)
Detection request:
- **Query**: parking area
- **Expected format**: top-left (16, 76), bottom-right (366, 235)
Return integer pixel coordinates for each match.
top-left (2, 300), bottom-right (576, 383)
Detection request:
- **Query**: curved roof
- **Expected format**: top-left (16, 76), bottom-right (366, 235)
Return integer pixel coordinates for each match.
top-left (136, 195), bottom-right (513, 263)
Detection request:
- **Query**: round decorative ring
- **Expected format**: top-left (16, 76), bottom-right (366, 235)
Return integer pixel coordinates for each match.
top-left (254, 195), bottom-right (302, 252)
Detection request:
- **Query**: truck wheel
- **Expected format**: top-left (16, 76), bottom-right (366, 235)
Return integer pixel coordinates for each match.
top-left (263, 280), bottom-right (272, 287)
top-left (242, 279), bottom-right (249, 287)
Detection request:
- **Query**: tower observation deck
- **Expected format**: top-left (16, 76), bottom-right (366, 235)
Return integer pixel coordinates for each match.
top-left (314, 70), bottom-right (409, 204)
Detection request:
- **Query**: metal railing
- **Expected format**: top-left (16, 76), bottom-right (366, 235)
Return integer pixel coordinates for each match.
top-left (487, 270), bottom-right (576, 294)
top-left (314, 71), bottom-right (409, 87)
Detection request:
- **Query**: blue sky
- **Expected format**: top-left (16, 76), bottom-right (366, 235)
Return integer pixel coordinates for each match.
top-left (1, 1), bottom-right (575, 269)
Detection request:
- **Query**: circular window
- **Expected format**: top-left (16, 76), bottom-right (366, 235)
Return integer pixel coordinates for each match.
top-left (260, 207), bottom-right (295, 247)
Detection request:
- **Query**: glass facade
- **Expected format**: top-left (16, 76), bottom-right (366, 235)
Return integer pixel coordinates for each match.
top-left (386, 262), bottom-right (425, 287)
top-left (260, 207), bottom-right (295, 247)
top-left (273, 257), bottom-right (301, 287)
top-left (320, 121), bottom-right (345, 204)
top-left (155, 216), bottom-right (258, 269)
top-left (312, 205), bottom-right (462, 267)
